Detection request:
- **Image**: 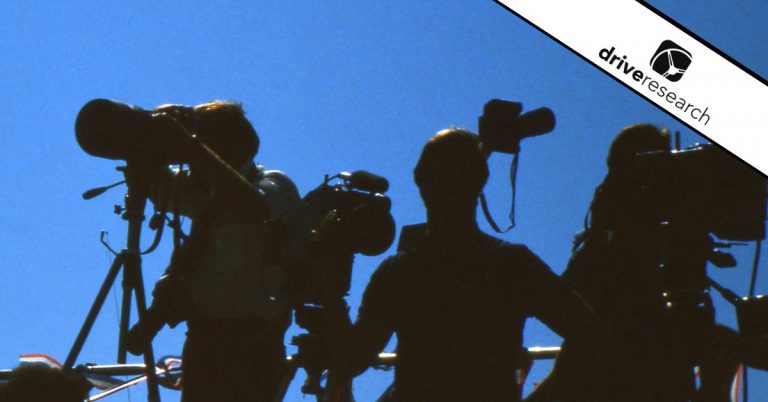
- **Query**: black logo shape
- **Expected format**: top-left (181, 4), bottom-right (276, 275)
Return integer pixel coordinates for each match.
top-left (650, 40), bottom-right (692, 82)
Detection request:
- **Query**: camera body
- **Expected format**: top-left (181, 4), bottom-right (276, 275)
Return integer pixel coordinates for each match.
top-left (283, 171), bottom-right (395, 304)
top-left (633, 143), bottom-right (767, 242)
top-left (478, 99), bottom-right (555, 154)
top-left (629, 143), bottom-right (768, 338)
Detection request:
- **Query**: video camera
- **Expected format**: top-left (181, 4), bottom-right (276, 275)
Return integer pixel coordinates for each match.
top-left (283, 171), bottom-right (394, 397)
top-left (285, 170), bottom-right (395, 304)
top-left (634, 143), bottom-right (767, 242)
top-left (633, 142), bottom-right (768, 336)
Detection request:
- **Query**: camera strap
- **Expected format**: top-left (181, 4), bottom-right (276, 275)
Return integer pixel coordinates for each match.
top-left (480, 152), bottom-right (519, 234)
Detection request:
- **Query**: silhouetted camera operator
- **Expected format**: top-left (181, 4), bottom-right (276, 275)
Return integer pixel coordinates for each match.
top-left (120, 100), bottom-right (301, 402)
top-left (341, 128), bottom-right (605, 402)
top-left (532, 124), bottom-right (768, 402)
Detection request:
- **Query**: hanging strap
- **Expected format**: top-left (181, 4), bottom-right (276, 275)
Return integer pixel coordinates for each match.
top-left (480, 152), bottom-right (519, 233)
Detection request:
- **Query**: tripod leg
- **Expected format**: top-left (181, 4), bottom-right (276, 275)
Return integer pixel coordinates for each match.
top-left (120, 253), bottom-right (160, 402)
top-left (118, 264), bottom-right (134, 364)
top-left (64, 254), bottom-right (125, 369)
top-left (272, 363), bottom-right (300, 402)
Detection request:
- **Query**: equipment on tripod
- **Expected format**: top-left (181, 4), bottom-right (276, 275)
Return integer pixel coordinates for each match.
top-left (627, 139), bottom-right (767, 401)
top-left (68, 98), bottom-right (268, 402)
top-left (630, 141), bottom-right (766, 316)
top-left (278, 170), bottom-right (395, 402)
top-left (64, 159), bottom-right (163, 402)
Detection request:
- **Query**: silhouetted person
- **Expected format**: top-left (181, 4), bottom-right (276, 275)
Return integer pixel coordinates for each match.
top-left (344, 128), bottom-right (605, 402)
top-left (125, 101), bottom-right (300, 402)
top-left (0, 366), bottom-right (92, 402)
top-left (531, 124), bottom-right (768, 402)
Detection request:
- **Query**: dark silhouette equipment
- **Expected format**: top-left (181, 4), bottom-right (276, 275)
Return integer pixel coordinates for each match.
top-left (73, 98), bottom-right (397, 402)
top-left (631, 140), bottom-right (767, 401)
top-left (478, 99), bottom-right (555, 155)
top-left (278, 170), bottom-right (395, 402)
top-left (476, 99), bottom-right (555, 233)
top-left (538, 124), bottom-right (768, 402)
top-left (76, 98), bottom-right (197, 163)
top-left (66, 98), bottom-right (266, 402)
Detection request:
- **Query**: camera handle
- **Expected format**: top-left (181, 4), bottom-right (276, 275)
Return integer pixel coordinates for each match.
top-left (64, 160), bottom-right (161, 402)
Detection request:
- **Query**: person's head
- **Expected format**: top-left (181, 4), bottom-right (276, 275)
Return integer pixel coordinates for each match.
top-left (154, 100), bottom-right (259, 169)
top-left (193, 101), bottom-right (259, 168)
top-left (606, 123), bottom-right (669, 176)
top-left (413, 128), bottom-right (489, 212)
top-left (0, 366), bottom-right (92, 402)
top-left (589, 123), bottom-right (670, 232)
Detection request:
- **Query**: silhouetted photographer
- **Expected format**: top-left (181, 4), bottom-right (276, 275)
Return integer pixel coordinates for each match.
top-left (341, 119), bottom-right (607, 402)
top-left (531, 124), bottom-right (768, 402)
top-left (76, 99), bottom-right (301, 402)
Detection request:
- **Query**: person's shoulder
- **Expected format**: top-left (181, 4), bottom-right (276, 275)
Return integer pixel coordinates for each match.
top-left (483, 235), bottom-right (553, 275)
top-left (249, 164), bottom-right (301, 215)
top-left (373, 252), bottom-right (408, 275)
top-left (363, 252), bottom-right (409, 294)
top-left (481, 234), bottom-right (536, 259)
top-left (259, 167), bottom-right (298, 193)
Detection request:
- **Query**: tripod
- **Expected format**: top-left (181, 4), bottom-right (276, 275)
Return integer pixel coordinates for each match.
top-left (64, 161), bottom-right (161, 402)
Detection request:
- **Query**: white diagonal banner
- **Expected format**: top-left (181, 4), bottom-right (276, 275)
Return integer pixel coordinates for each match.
top-left (498, 0), bottom-right (768, 175)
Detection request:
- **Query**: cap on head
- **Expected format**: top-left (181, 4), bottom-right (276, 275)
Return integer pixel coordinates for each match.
top-left (414, 128), bottom-right (489, 202)
top-left (606, 123), bottom-right (669, 174)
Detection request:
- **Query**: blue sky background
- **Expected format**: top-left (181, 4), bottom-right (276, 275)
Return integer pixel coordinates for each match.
top-left (0, 1), bottom-right (765, 401)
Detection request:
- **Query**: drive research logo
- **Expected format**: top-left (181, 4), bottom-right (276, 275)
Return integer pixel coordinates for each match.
top-left (598, 45), bottom-right (711, 126)
top-left (650, 40), bottom-right (692, 82)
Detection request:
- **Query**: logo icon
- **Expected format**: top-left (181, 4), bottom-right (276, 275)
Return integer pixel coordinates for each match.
top-left (650, 40), bottom-right (692, 82)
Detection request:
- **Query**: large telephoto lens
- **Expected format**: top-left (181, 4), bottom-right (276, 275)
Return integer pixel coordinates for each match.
top-left (75, 99), bottom-right (155, 160)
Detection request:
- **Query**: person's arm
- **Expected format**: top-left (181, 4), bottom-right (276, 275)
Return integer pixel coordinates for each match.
top-left (512, 247), bottom-right (600, 339)
top-left (345, 256), bottom-right (400, 376)
top-left (517, 247), bottom-right (617, 402)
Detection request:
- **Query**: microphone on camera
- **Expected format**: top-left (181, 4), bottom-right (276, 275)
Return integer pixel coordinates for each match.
top-left (339, 170), bottom-right (389, 194)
